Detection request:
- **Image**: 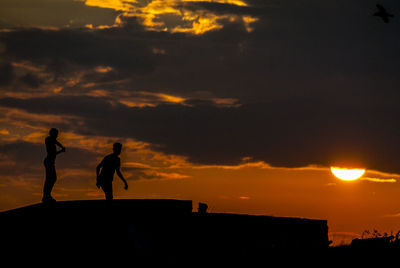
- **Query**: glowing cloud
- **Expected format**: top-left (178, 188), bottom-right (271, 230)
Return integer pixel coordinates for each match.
top-left (95, 66), bottom-right (113, 73)
top-left (80, 0), bottom-right (258, 34)
top-left (82, 0), bottom-right (134, 12)
top-left (157, 93), bottom-right (186, 103)
top-left (360, 177), bottom-right (397, 183)
top-left (118, 91), bottom-right (186, 107)
top-left (0, 129), bottom-right (9, 135)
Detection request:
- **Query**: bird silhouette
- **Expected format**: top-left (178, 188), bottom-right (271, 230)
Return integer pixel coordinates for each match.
top-left (373, 4), bottom-right (394, 23)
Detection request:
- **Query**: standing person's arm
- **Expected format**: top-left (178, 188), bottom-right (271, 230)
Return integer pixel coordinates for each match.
top-left (55, 140), bottom-right (66, 154)
top-left (116, 168), bottom-right (128, 190)
top-left (96, 160), bottom-right (103, 188)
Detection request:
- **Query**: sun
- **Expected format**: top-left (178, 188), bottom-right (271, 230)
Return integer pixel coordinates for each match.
top-left (330, 167), bottom-right (366, 181)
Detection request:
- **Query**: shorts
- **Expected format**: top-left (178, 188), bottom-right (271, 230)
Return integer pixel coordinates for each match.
top-left (99, 179), bottom-right (113, 200)
top-left (44, 157), bottom-right (56, 182)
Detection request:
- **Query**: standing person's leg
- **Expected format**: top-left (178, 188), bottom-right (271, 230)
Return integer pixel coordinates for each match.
top-left (101, 181), bottom-right (113, 200)
top-left (43, 158), bottom-right (57, 202)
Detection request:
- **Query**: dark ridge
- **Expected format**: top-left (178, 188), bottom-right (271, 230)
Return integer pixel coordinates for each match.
top-left (0, 199), bottom-right (329, 261)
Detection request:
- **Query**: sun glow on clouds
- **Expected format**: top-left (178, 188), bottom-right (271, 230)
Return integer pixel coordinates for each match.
top-left (81, 0), bottom-right (134, 12)
top-left (95, 66), bottom-right (113, 73)
top-left (158, 93), bottom-right (186, 103)
top-left (80, 0), bottom-right (257, 34)
top-left (330, 167), bottom-right (397, 183)
top-left (117, 91), bottom-right (186, 107)
top-left (361, 177), bottom-right (397, 183)
top-left (0, 129), bottom-right (9, 135)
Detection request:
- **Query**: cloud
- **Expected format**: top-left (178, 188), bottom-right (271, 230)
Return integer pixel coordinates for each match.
top-left (123, 166), bottom-right (189, 181)
top-left (2, 0), bottom-right (400, 176)
top-left (362, 170), bottom-right (400, 183)
top-left (81, 0), bottom-right (257, 34)
top-left (0, 61), bottom-right (14, 86)
top-left (19, 73), bottom-right (42, 88)
top-left (0, 0), bottom-right (118, 29)
top-left (0, 141), bottom-right (98, 178)
top-left (4, 1), bottom-right (397, 102)
top-left (0, 5), bottom-right (256, 98)
top-left (2, 94), bottom-right (400, 175)
top-left (360, 177), bottom-right (397, 183)
top-left (1, 26), bottom-right (157, 73)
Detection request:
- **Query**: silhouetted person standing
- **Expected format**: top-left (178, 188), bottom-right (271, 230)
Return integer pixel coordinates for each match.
top-left (96, 143), bottom-right (128, 200)
top-left (43, 128), bottom-right (66, 203)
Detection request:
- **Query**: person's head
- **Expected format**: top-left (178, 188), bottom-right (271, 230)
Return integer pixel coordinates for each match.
top-left (49, 128), bottom-right (58, 138)
top-left (113, 142), bottom-right (122, 155)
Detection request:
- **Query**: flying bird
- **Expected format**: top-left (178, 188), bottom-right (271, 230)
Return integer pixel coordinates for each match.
top-left (373, 4), bottom-right (394, 23)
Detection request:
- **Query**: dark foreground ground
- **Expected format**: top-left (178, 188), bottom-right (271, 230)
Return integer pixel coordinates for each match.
top-left (0, 199), bottom-right (396, 263)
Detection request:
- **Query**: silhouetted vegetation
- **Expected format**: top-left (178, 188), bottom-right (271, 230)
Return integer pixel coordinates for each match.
top-left (341, 229), bottom-right (400, 248)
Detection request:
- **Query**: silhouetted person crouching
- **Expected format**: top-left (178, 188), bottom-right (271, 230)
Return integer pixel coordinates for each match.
top-left (43, 128), bottom-right (66, 203)
top-left (96, 143), bottom-right (128, 200)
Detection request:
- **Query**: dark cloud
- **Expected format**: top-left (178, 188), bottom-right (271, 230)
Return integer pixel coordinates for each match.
top-left (4, 1), bottom-right (395, 101)
top-left (110, 0), bottom-right (400, 103)
top-left (0, 23), bottom-right (157, 76)
top-left (0, 12), bottom-right (255, 96)
top-left (0, 142), bottom-right (43, 177)
top-left (123, 167), bottom-right (158, 181)
top-left (1, 95), bottom-right (400, 174)
top-left (19, 73), bottom-right (42, 88)
top-left (2, 0), bottom-right (400, 174)
top-left (0, 61), bottom-right (14, 86)
top-left (0, 141), bottom-right (98, 177)
top-left (123, 166), bottom-right (188, 181)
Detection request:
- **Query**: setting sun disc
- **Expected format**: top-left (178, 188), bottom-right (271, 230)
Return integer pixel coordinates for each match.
top-left (330, 167), bottom-right (365, 181)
